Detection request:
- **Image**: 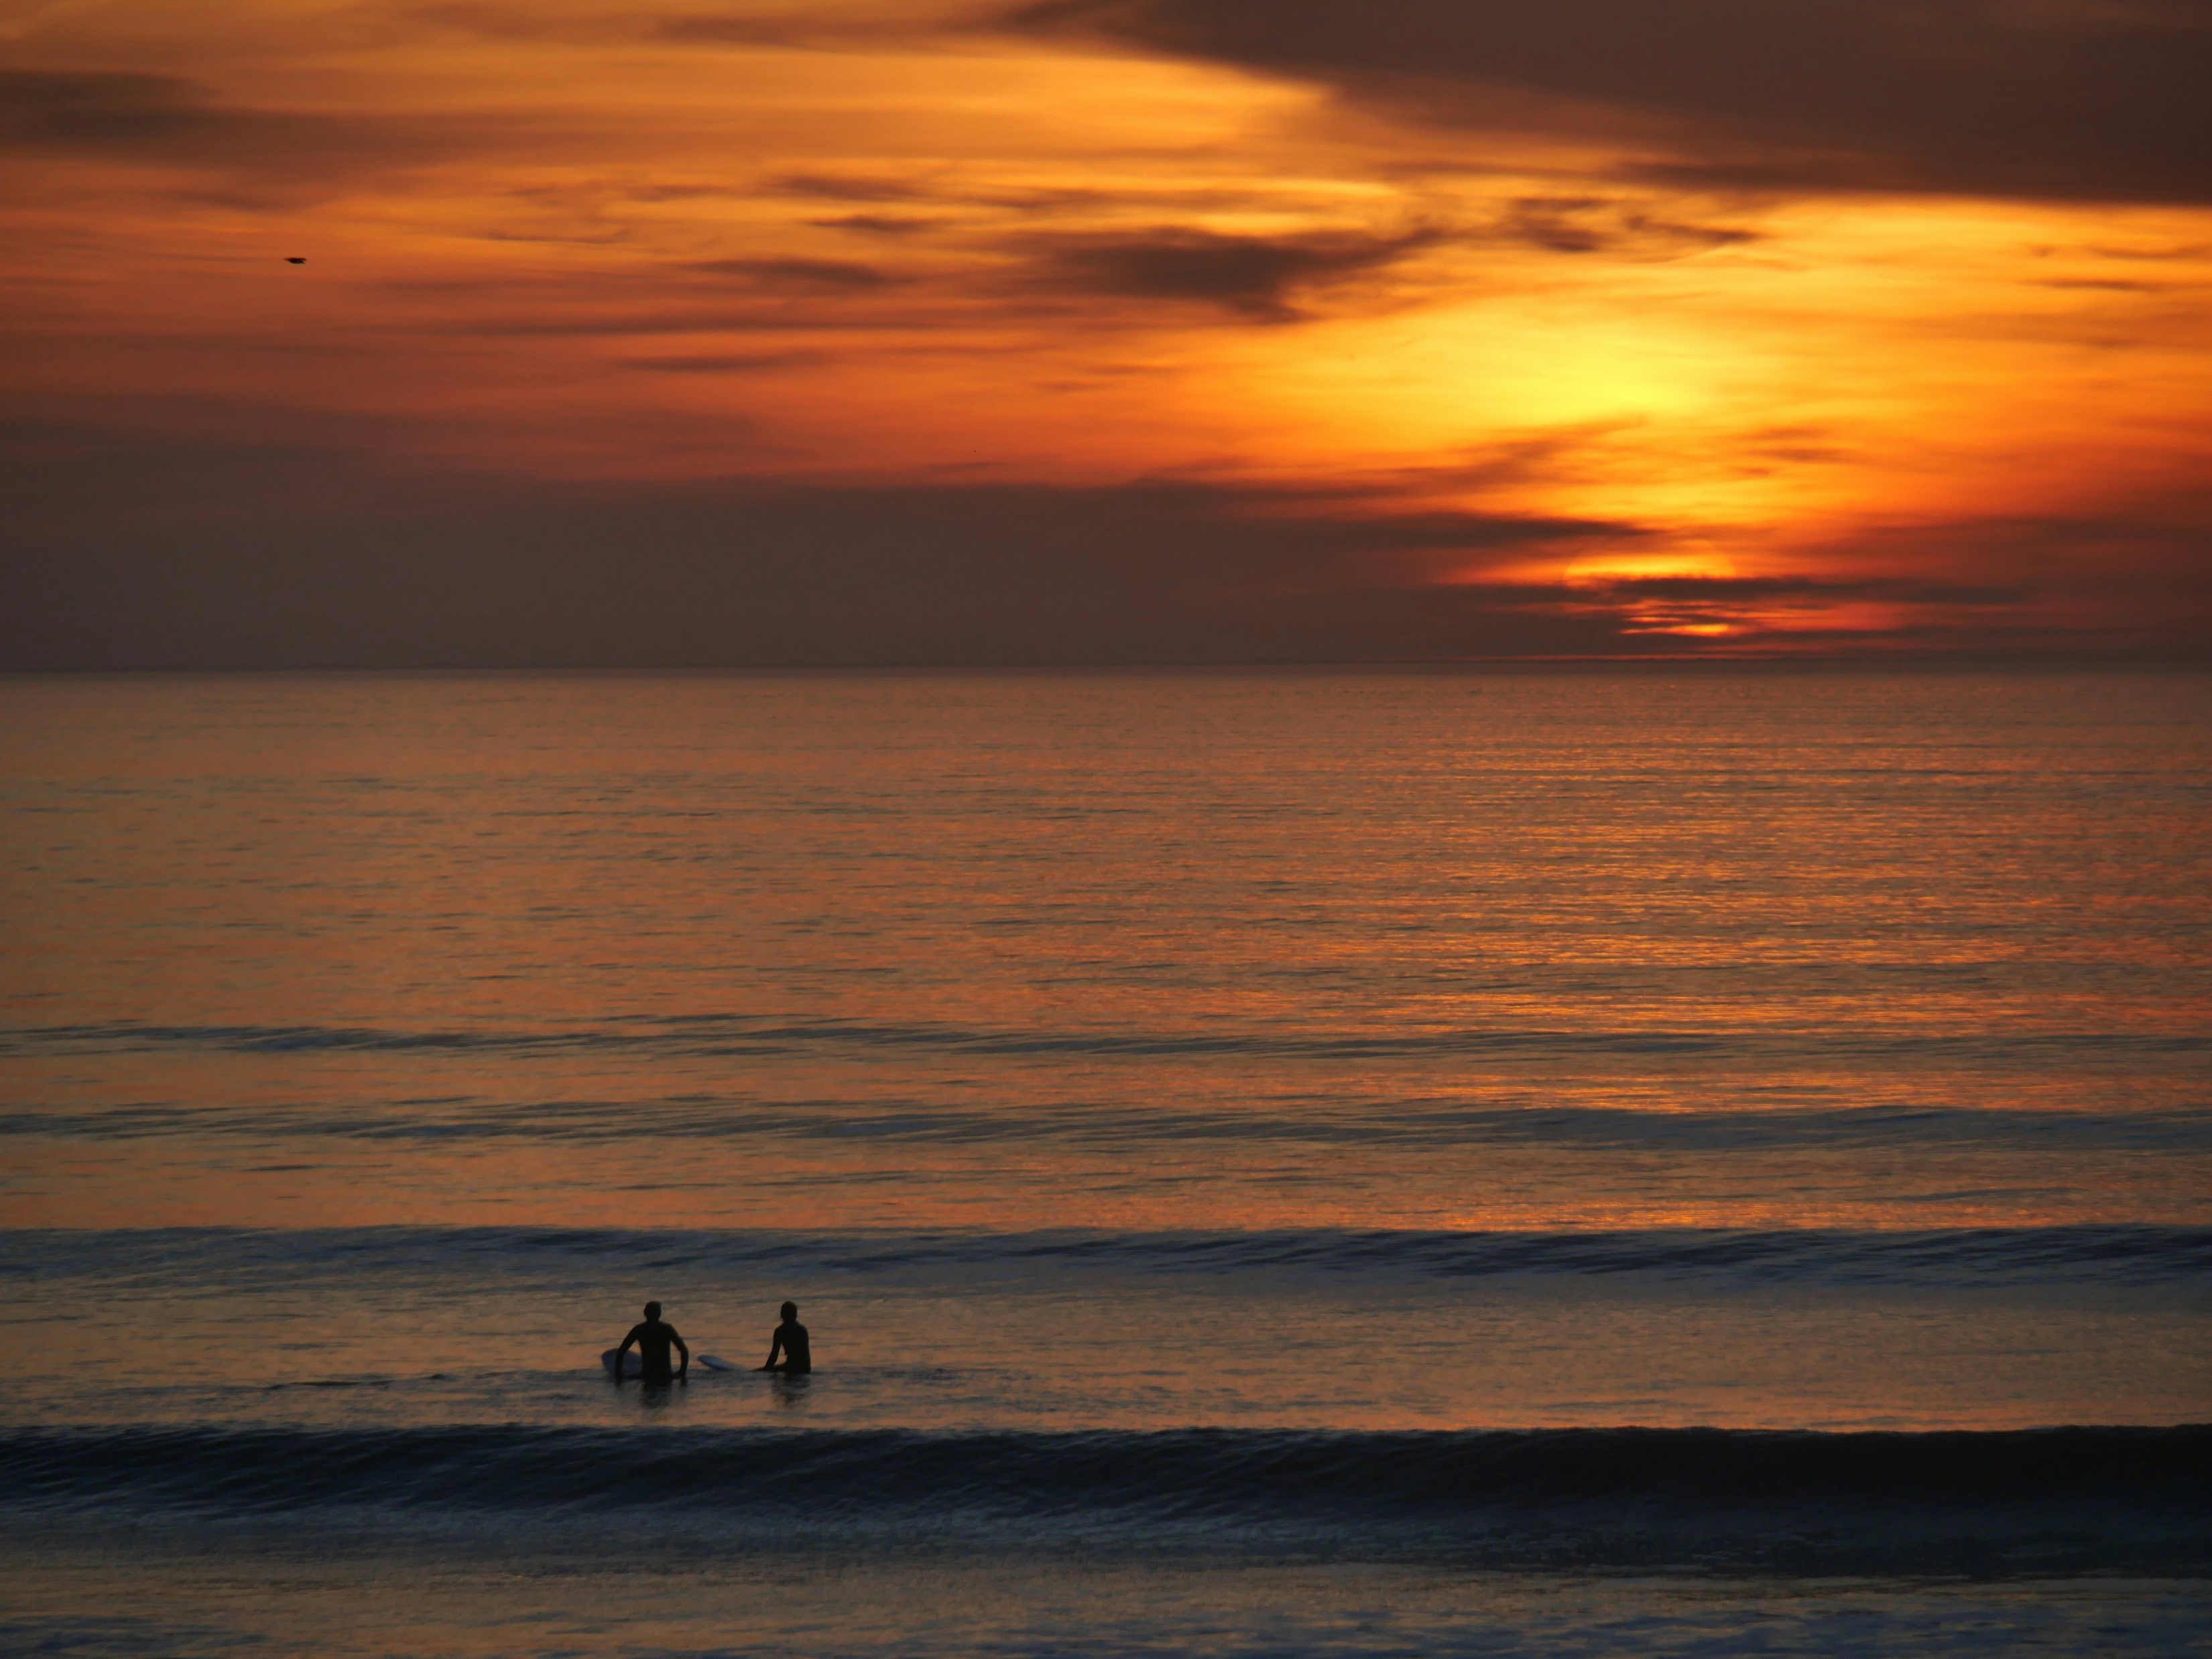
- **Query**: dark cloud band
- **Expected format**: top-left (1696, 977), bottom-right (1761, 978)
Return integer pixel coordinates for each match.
top-left (0, 419), bottom-right (1638, 668)
top-left (1011, 0), bottom-right (2212, 204)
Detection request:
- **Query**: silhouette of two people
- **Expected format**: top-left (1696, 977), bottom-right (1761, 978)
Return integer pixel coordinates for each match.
top-left (759, 1300), bottom-right (810, 1375)
top-left (613, 1300), bottom-right (689, 1384)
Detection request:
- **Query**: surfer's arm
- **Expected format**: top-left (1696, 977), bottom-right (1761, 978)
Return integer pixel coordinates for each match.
top-left (611, 1327), bottom-right (637, 1381)
top-left (759, 1332), bottom-right (784, 1371)
top-left (672, 1328), bottom-right (690, 1377)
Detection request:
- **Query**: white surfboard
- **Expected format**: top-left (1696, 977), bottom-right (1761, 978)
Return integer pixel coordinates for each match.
top-left (601, 1349), bottom-right (738, 1376)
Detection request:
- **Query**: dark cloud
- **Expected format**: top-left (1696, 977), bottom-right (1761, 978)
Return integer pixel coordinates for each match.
top-left (0, 417), bottom-right (1640, 668)
top-left (0, 67), bottom-right (476, 191)
top-left (0, 68), bottom-right (217, 149)
top-left (1733, 426), bottom-right (1859, 467)
top-left (2033, 276), bottom-right (2165, 292)
top-left (1010, 0), bottom-right (2212, 204)
top-left (1495, 196), bottom-right (1755, 257)
top-left (0, 67), bottom-right (382, 170)
top-left (979, 193), bottom-right (1754, 328)
top-left (1845, 502), bottom-right (2212, 608)
top-left (770, 172), bottom-right (940, 202)
top-left (402, 3), bottom-right (918, 48)
top-left (1451, 572), bottom-right (2036, 637)
top-left (812, 213), bottom-right (943, 235)
top-left (2079, 241), bottom-right (2211, 261)
top-left (1620, 576), bottom-right (2024, 605)
top-left (1003, 227), bottom-right (1438, 319)
top-left (1425, 533), bottom-right (2212, 654)
top-left (766, 170), bottom-right (1325, 224)
top-left (6, 416), bottom-right (2199, 669)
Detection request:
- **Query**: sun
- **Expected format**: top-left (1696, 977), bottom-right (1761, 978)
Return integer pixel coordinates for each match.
top-left (1560, 551), bottom-right (1741, 585)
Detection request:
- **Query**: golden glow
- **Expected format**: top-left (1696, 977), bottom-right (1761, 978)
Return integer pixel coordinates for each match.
top-left (3, 1), bottom-right (2209, 652)
top-left (1560, 553), bottom-right (1741, 585)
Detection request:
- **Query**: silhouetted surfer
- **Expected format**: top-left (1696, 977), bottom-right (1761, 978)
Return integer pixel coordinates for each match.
top-left (613, 1301), bottom-right (689, 1384)
top-left (759, 1301), bottom-right (811, 1374)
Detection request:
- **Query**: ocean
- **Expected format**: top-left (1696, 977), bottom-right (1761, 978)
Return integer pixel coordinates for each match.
top-left (2, 667), bottom-right (2207, 1656)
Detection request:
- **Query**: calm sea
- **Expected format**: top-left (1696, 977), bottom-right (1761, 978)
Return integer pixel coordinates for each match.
top-left (3, 668), bottom-right (2207, 1655)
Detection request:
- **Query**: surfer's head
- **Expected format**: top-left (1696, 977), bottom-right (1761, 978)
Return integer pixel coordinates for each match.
top-left (644, 1301), bottom-right (662, 1320)
top-left (781, 1301), bottom-right (798, 1319)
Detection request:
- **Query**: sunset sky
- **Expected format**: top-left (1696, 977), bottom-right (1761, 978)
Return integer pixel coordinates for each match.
top-left (6, 0), bottom-right (2209, 665)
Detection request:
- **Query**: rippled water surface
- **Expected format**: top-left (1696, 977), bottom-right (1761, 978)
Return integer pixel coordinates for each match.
top-left (3, 668), bottom-right (2207, 1656)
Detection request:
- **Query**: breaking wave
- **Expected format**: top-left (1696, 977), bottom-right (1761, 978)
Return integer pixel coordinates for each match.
top-left (5, 1424), bottom-right (2205, 1572)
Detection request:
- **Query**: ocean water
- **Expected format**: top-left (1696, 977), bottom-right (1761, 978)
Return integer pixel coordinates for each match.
top-left (2, 668), bottom-right (2207, 1656)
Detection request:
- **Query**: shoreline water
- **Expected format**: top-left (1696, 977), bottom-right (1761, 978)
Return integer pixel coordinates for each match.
top-left (5, 670), bottom-right (2206, 1654)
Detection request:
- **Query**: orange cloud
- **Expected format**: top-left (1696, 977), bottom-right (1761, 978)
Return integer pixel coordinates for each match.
top-left (1, 0), bottom-right (2207, 662)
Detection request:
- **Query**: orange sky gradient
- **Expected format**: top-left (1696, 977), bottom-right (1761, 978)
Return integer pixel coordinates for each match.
top-left (5, 0), bottom-right (2210, 663)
